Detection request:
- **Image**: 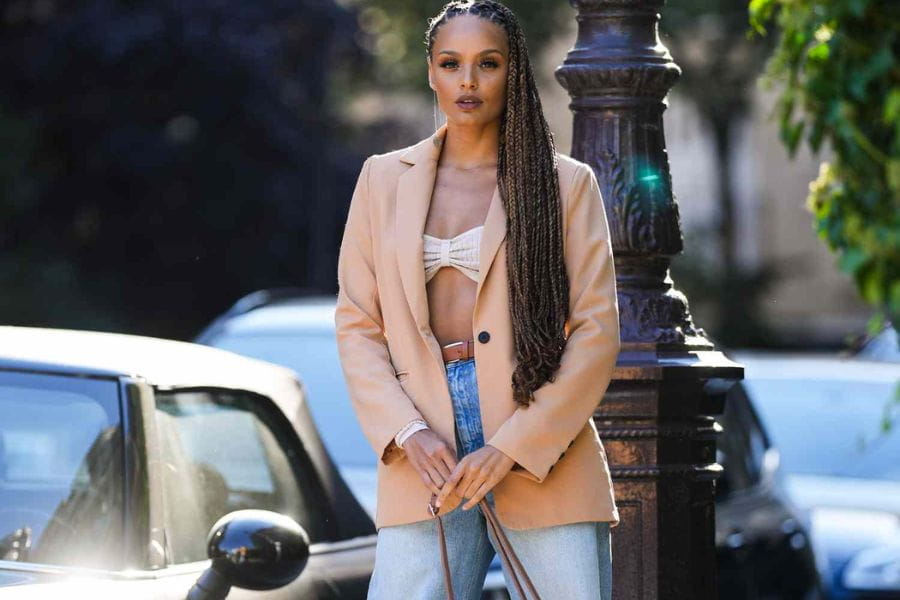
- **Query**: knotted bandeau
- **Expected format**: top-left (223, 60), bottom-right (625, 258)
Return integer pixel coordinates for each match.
top-left (423, 224), bottom-right (483, 283)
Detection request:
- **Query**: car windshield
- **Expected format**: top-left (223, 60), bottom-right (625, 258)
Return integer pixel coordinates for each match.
top-left (208, 332), bottom-right (374, 467)
top-left (745, 377), bottom-right (900, 482)
top-left (0, 371), bottom-right (123, 568)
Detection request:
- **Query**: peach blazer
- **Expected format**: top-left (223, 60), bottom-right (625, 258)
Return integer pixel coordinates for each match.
top-left (334, 122), bottom-right (621, 531)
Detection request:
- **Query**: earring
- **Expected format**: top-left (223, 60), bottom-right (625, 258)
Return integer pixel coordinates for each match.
top-left (433, 89), bottom-right (443, 131)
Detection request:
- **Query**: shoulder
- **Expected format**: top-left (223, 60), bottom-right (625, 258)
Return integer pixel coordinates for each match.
top-left (555, 152), bottom-right (592, 184)
top-left (367, 146), bottom-right (410, 168)
top-left (553, 152), bottom-right (595, 205)
top-left (357, 145), bottom-right (417, 189)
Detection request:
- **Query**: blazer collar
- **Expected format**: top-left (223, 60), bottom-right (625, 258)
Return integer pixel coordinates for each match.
top-left (395, 122), bottom-right (507, 365)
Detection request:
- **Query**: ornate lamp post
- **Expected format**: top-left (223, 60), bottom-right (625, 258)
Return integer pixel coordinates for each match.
top-left (555, 1), bottom-right (744, 598)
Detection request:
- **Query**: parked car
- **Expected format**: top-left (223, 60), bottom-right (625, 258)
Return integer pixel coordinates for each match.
top-left (715, 371), bottom-right (823, 599)
top-left (196, 289), bottom-right (822, 599)
top-left (729, 350), bottom-right (900, 599)
top-left (0, 325), bottom-right (376, 598)
top-left (853, 323), bottom-right (899, 363)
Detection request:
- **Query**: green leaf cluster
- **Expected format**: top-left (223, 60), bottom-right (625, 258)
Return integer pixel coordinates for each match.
top-left (750, 0), bottom-right (900, 335)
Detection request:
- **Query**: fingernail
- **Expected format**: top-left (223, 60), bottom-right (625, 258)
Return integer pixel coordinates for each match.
top-left (435, 500), bottom-right (441, 508)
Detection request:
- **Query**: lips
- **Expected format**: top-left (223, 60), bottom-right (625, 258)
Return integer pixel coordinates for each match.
top-left (456, 99), bottom-right (483, 109)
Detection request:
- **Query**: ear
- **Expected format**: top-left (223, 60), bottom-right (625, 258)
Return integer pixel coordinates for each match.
top-left (426, 58), bottom-right (435, 91)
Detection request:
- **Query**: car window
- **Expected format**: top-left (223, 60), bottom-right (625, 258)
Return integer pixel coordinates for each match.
top-left (207, 332), bottom-right (373, 468)
top-left (856, 327), bottom-right (899, 362)
top-left (717, 384), bottom-right (771, 497)
top-left (154, 388), bottom-right (331, 564)
top-left (746, 378), bottom-right (900, 481)
top-left (0, 371), bottom-right (122, 568)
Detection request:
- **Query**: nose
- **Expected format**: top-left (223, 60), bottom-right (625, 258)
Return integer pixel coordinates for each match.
top-left (461, 64), bottom-right (477, 90)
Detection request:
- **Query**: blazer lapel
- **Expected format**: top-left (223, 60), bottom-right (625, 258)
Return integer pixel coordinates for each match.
top-left (395, 123), bottom-right (507, 369)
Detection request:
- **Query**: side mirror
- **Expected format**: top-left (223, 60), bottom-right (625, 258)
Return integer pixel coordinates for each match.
top-left (187, 510), bottom-right (310, 600)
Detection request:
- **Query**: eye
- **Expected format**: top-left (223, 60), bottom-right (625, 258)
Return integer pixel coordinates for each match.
top-left (439, 59), bottom-right (499, 69)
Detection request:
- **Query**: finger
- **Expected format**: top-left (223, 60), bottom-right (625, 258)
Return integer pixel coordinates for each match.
top-left (433, 448), bottom-right (454, 481)
top-left (463, 479), bottom-right (493, 510)
top-left (424, 464), bottom-right (445, 490)
top-left (436, 462), bottom-right (466, 506)
top-left (418, 466), bottom-right (441, 496)
top-left (458, 472), bottom-right (484, 505)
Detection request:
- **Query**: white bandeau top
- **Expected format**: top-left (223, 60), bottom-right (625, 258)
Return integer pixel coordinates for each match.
top-left (422, 224), bottom-right (483, 283)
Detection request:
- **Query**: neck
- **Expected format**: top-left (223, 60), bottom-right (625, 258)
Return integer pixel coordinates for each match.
top-left (439, 121), bottom-right (500, 170)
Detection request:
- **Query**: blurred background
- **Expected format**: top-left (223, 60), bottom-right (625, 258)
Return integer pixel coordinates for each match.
top-left (0, 0), bottom-right (879, 349)
top-left (2, 1), bottom-right (899, 598)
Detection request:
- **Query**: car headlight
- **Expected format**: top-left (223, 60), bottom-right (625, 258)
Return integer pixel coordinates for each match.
top-left (843, 544), bottom-right (900, 591)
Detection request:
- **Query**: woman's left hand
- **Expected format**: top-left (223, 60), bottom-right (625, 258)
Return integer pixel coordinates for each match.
top-left (435, 444), bottom-right (516, 510)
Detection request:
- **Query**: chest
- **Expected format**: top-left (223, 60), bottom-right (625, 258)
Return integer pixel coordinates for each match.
top-left (424, 167), bottom-right (496, 238)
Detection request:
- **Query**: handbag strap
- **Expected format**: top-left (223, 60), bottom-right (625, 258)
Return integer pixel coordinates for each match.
top-left (429, 494), bottom-right (543, 600)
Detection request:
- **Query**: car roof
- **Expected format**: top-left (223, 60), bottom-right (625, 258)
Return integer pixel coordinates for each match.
top-left (729, 350), bottom-right (900, 383)
top-left (0, 326), bottom-right (300, 399)
top-left (0, 325), bottom-right (378, 539)
top-left (199, 295), bottom-right (337, 340)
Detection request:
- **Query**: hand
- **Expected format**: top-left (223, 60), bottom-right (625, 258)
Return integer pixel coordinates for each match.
top-left (402, 429), bottom-right (458, 497)
top-left (435, 444), bottom-right (515, 510)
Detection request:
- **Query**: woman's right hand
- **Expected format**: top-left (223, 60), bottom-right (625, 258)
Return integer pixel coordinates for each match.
top-left (402, 429), bottom-right (458, 496)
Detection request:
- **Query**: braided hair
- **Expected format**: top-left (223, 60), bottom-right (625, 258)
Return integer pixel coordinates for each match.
top-left (425, 0), bottom-right (570, 407)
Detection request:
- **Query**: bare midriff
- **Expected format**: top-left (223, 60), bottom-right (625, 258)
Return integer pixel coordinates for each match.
top-left (424, 163), bottom-right (496, 348)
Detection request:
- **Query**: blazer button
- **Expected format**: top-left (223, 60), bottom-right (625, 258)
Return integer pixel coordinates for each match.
top-left (478, 330), bottom-right (491, 343)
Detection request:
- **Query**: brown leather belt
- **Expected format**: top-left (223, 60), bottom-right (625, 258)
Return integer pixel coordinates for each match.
top-left (441, 339), bottom-right (475, 363)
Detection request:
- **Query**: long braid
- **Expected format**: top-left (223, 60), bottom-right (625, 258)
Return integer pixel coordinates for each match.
top-left (426, 0), bottom-right (569, 407)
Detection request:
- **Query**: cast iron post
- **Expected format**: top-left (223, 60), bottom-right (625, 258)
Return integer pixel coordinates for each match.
top-left (555, 1), bottom-right (744, 598)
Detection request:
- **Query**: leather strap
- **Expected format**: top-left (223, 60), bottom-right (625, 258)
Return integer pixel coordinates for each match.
top-left (429, 494), bottom-right (543, 600)
top-left (441, 339), bottom-right (476, 363)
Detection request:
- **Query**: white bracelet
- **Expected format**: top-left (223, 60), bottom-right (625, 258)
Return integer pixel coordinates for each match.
top-left (395, 419), bottom-right (429, 449)
top-left (394, 418), bottom-right (427, 448)
top-left (394, 419), bottom-right (421, 445)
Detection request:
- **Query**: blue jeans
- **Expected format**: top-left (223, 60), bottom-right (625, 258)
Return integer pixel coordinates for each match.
top-left (367, 357), bottom-right (613, 599)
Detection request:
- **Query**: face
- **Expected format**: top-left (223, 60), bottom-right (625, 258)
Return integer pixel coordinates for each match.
top-left (428, 14), bottom-right (509, 127)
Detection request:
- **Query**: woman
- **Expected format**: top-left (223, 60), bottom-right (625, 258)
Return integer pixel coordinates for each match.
top-left (334, 1), bottom-right (620, 598)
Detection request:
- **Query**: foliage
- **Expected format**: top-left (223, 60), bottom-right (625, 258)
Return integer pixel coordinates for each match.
top-left (749, 0), bottom-right (900, 338)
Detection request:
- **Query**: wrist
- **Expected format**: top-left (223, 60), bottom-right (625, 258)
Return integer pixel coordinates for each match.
top-left (395, 419), bottom-right (429, 449)
top-left (486, 443), bottom-right (516, 467)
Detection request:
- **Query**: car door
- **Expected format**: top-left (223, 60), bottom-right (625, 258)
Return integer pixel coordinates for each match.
top-left (148, 386), bottom-right (349, 598)
top-left (716, 383), bottom-right (819, 600)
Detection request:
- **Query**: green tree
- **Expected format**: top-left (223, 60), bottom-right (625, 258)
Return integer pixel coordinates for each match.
top-left (749, 0), bottom-right (900, 339)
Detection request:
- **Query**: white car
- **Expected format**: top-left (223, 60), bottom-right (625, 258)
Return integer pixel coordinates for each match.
top-left (195, 290), bottom-right (514, 599)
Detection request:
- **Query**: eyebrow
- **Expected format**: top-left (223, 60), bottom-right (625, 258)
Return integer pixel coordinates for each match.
top-left (438, 49), bottom-right (504, 57)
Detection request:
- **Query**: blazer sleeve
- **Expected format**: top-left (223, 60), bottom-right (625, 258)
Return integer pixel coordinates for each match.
top-left (486, 162), bottom-right (621, 483)
top-left (334, 155), bottom-right (427, 466)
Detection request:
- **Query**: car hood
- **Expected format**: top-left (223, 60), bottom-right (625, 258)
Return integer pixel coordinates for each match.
top-left (785, 474), bottom-right (900, 569)
top-left (0, 569), bottom-right (39, 587)
top-left (785, 474), bottom-right (900, 516)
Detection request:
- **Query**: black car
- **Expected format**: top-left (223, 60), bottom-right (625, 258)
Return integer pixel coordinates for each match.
top-left (0, 325), bottom-right (376, 599)
top-left (728, 350), bottom-right (900, 599)
top-left (716, 372), bottom-right (824, 599)
top-left (196, 288), bottom-right (823, 600)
